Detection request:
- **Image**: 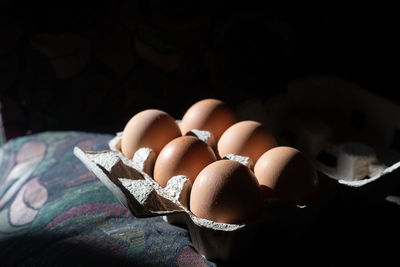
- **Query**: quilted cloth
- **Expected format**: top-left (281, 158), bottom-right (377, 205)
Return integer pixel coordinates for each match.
top-left (0, 131), bottom-right (214, 267)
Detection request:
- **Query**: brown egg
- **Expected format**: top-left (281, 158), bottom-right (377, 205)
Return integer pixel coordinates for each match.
top-left (180, 99), bottom-right (236, 142)
top-left (254, 146), bottom-right (319, 205)
top-left (190, 160), bottom-right (263, 224)
top-left (121, 109), bottom-right (181, 159)
top-left (217, 120), bottom-right (277, 164)
top-left (154, 136), bottom-right (217, 187)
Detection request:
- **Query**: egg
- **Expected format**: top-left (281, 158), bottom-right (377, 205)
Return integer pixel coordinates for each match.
top-left (190, 160), bottom-right (263, 224)
top-left (180, 99), bottom-right (236, 142)
top-left (153, 136), bottom-right (217, 187)
top-left (217, 120), bottom-right (277, 164)
top-left (254, 146), bottom-right (319, 205)
top-left (121, 109), bottom-right (181, 159)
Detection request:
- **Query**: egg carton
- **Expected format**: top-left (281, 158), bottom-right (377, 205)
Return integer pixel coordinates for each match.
top-left (73, 133), bottom-right (332, 262)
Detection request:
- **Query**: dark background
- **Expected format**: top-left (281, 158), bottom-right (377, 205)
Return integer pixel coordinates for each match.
top-left (1, 0), bottom-right (399, 140)
top-left (1, 2), bottom-right (400, 266)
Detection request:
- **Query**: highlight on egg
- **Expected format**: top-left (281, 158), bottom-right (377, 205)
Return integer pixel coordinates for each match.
top-left (217, 120), bottom-right (277, 165)
top-left (180, 98), bottom-right (237, 142)
top-left (121, 109), bottom-right (181, 159)
top-left (190, 159), bottom-right (263, 224)
top-left (254, 146), bottom-right (319, 205)
top-left (153, 136), bottom-right (217, 187)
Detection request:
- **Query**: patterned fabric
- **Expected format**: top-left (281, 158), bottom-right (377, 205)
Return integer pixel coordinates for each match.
top-left (0, 131), bottom-right (214, 266)
top-left (0, 106), bottom-right (5, 146)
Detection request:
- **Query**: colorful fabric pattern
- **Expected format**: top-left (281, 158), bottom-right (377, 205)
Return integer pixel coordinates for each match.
top-left (0, 131), bottom-right (214, 266)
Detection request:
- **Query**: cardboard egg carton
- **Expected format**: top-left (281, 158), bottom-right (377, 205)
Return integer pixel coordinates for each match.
top-left (73, 75), bottom-right (400, 262)
top-left (74, 131), bottom-right (331, 262)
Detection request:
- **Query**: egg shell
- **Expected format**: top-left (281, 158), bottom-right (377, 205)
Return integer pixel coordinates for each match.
top-left (121, 109), bottom-right (181, 159)
top-left (180, 98), bottom-right (237, 142)
top-left (154, 136), bottom-right (217, 187)
top-left (217, 120), bottom-right (277, 165)
top-left (254, 146), bottom-right (319, 205)
top-left (190, 160), bottom-right (263, 224)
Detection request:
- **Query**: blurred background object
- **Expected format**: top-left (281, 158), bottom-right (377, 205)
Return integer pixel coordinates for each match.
top-left (0, 0), bottom-right (399, 140)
